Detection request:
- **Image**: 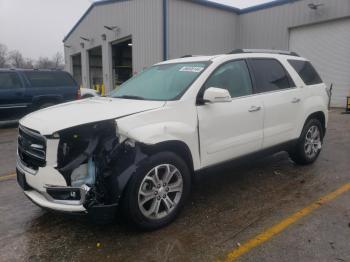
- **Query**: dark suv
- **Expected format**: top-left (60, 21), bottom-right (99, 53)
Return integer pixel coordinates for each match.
top-left (0, 69), bottom-right (79, 121)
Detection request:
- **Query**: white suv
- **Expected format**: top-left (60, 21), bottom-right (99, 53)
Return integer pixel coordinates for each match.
top-left (17, 50), bottom-right (328, 229)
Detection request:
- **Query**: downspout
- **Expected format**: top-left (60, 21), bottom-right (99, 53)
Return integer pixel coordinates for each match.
top-left (162, 0), bottom-right (168, 61)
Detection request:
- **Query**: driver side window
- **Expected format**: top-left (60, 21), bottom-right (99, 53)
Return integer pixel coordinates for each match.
top-left (204, 60), bottom-right (253, 98)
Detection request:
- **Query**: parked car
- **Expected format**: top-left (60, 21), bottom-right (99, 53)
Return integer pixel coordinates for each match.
top-left (0, 69), bottom-right (79, 121)
top-left (16, 50), bottom-right (328, 230)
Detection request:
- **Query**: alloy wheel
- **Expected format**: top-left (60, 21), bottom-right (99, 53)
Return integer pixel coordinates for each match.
top-left (138, 164), bottom-right (183, 220)
top-left (304, 125), bottom-right (322, 159)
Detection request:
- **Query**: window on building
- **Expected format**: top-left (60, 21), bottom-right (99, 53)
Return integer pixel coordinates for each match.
top-left (249, 59), bottom-right (294, 93)
top-left (0, 72), bottom-right (22, 89)
top-left (203, 60), bottom-right (253, 98)
top-left (288, 60), bottom-right (322, 85)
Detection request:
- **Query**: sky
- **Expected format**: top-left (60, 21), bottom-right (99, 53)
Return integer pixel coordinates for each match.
top-left (0, 0), bottom-right (273, 60)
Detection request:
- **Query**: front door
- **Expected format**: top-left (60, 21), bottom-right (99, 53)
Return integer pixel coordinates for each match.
top-left (196, 60), bottom-right (264, 168)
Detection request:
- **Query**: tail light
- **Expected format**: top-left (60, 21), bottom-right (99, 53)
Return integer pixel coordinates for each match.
top-left (76, 88), bottom-right (81, 100)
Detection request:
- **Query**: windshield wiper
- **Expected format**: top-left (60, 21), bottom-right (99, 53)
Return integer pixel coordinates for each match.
top-left (114, 95), bottom-right (145, 100)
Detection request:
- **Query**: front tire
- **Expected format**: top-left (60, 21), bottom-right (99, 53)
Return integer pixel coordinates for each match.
top-left (290, 118), bottom-right (323, 165)
top-left (121, 152), bottom-right (191, 230)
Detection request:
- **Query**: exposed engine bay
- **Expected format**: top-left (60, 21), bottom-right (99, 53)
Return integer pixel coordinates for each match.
top-left (54, 120), bottom-right (148, 220)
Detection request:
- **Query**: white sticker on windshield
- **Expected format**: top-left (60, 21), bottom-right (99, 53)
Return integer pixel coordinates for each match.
top-left (179, 66), bottom-right (204, 73)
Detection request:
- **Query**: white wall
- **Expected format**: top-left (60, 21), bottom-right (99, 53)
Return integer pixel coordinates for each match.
top-left (64, 0), bottom-right (163, 92)
top-left (64, 0), bottom-right (350, 104)
top-left (290, 18), bottom-right (350, 107)
top-left (237, 0), bottom-right (350, 50)
top-left (168, 0), bottom-right (238, 59)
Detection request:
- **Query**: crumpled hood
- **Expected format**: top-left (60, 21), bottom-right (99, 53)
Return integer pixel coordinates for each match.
top-left (20, 97), bottom-right (166, 135)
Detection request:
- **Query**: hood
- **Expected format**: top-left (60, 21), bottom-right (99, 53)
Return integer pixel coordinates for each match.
top-left (20, 97), bottom-right (166, 135)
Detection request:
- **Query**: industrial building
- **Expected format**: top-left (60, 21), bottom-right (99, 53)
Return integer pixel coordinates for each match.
top-left (63, 0), bottom-right (350, 107)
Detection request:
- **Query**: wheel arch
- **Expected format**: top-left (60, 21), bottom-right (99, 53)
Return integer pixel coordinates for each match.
top-left (141, 140), bottom-right (195, 174)
top-left (303, 111), bottom-right (326, 137)
top-left (110, 140), bottom-right (195, 205)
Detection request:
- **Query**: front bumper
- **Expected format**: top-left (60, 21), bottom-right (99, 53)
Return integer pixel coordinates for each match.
top-left (16, 156), bottom-right (87, 213)
top-left (23, 190), bottom-right (86, 213)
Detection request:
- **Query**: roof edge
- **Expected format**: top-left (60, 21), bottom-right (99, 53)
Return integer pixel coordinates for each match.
top-left (63, 0), bottom-right (129, 42)
top-left (63, 0), bottom-right (298, 43)
top-left (240, 0), bottom-right (298, 14)
top-left (190, 0), bottom-right (240, 13)
top-left (63, 0), bottom-right (242, 43)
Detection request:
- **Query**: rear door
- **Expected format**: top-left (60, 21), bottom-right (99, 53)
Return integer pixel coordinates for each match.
top-left (0, 71), bottom-right (29, 121)
top-left (247, 58), bottom-right (303, 148)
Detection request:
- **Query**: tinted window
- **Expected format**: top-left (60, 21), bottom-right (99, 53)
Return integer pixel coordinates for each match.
top-left (0, 72), bottom-right (22, 89)
top-left (249, 59), bottom-right (293, 93)
top-left (288, 60), bottom-right (322, 85)
top-left (203, 60), bottom-right (253, 98)
top-left (24, 71), bottom-right (76, 88)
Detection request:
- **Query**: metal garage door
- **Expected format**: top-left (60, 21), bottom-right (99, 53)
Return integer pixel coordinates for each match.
top-left (289, 18), bottom-right (350, 107)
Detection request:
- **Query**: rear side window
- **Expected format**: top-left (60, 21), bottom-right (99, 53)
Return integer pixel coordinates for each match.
top-left (249, 59), bottom-right (295, 93)
top-left (0, 72), bottom-right (22, 89)
top-left (288, 60), bottom-right (322, 85)
top-left (24, 71), bottom-right (76, 88)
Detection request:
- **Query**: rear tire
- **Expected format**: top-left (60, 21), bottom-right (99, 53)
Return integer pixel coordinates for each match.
top-left (290, 118), bottom-right (323, 165)
top-left (121, 152), bottom-right (191, 230)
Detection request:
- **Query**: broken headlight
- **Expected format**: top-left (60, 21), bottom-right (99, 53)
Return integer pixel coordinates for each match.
top-left (124, 139), bottom-right (136, 148)
top-left (70, 157), bottom-right (96, 187)
top-left (115, 121), bottom-right (125, 142)
top-left (115, 121), bottom-right (133, 145)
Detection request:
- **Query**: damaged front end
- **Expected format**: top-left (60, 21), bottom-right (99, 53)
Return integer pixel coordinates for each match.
top-left (54, 120), bottom-right (147, 222)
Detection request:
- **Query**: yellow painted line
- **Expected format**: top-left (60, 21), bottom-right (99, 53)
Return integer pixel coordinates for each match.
top-left (0, 173), bottom-right (16, 182)
top-left (219, 183), bottom-right (350, 262)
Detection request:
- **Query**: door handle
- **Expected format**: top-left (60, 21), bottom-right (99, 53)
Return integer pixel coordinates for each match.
top-left (248, 106), bottom-right (261, 112)
top-left (291, 98), bottom-right (301, 103)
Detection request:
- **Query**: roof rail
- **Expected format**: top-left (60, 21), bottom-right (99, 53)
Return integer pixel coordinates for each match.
top-left (181, 55), bottom-right (193, 58)
top-left (229, 49), bottom-right (300, 57)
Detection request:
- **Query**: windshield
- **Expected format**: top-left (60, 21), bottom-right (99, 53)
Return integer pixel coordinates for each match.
top-left (109, 62), bottom-right (209, 101)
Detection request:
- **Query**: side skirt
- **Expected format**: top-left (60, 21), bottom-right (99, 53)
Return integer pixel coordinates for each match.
top-left (195, 139), bottom-right (298, 175)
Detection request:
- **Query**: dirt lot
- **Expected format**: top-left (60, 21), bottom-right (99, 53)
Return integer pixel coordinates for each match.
top-left (0, 109), bottom-right (349, 262)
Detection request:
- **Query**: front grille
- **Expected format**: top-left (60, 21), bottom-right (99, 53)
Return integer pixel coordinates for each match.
top-left (18, 125), bottom-right (46, 170)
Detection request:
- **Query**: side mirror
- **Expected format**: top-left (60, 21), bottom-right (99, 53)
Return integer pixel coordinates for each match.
top-left (202, 87), bottom-right (231, 103)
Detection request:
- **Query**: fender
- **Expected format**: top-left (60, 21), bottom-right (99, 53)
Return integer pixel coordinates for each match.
top-left (295, 94), bottom-right (328, 138)
top-left (118, 121), bottom-right (201, 170)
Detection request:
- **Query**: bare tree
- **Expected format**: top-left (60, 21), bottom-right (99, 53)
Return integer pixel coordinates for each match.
top-left (52, 52), bottom-right (64, 69)
top-left (0, 44), bottom-right (64, 69)
top-left (36, 57), bottom-right (55, 69)
top-left (0, 43), bottom-right (9, 68)
top-left (8, 50), bottom-right (25, 68)
top-left (22, 58), bottom-right (34, 69)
